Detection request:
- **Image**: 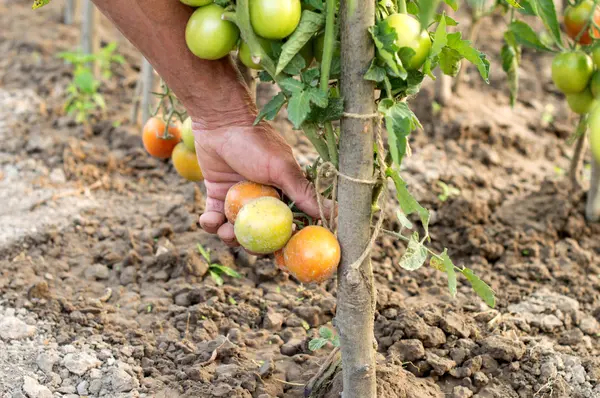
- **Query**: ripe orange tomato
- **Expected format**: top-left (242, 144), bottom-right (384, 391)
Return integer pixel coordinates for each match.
top-left (564, 0), bottom-right (600, 45)
top-left (224, 181), bottom-right (280, 223)
top-left (172, 143), bottom-right (203, 182)
top-left (142, 117), bottom-right (181, 159)
top-left (283, 225), bottom-right (340, 284)
top-left (274, 249), bottom-right (286, 270)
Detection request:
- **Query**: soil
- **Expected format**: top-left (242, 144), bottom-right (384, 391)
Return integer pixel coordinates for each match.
top-left (1, 2), bottom-right (600, 398)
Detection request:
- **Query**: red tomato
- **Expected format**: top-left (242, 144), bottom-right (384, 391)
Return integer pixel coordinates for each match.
top-left (283, 226), bottom-right (340, 284)
top-left (142, 117), bottom-right (181, 159)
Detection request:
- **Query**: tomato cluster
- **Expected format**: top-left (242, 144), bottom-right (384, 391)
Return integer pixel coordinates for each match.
top-left (142, 116), bottom-right (204, 182)
top-left (224, 181), bottom-right (341, 283)
top-left (564, 0), bottom-right (600, 45)
top-left (183, 0), bottom-right (303, 66)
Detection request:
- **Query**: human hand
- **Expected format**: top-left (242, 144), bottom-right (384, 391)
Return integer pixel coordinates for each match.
top-left (192, 120), bottom-right (322, 247)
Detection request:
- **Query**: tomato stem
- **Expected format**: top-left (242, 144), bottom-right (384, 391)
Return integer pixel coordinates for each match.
top-left (304, 122), bottom-right (331, 161)
top-left (397, 0), bottom-right (407, 14)
top-left (320, 0), bottom-right (336, 94)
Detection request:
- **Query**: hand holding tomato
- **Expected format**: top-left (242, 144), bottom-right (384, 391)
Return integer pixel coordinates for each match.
top-left (193, 120), bottom-right (328, 247)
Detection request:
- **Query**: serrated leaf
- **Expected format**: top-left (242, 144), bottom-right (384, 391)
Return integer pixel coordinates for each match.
top-left (431, 16), bottom-right (448, 57)
top-left (304, 0), bottom-right (325, 11)
top-left (279, 77), bottom-right (305, 94)
top-left (462, 267), bottom-right (496, 308)
top-left (396, 209), bottom-right (414, 230)
top-left (531, 0), bottom-right (562, 47)
top-left (258, 71), bottom-right (274, 82)
top-left (331, 335), bottom-right (340, 347)
top-left (209, 270), bottom-right (224, 286)
top-left (302, 68), bottom-right (321, 85)
top-left (276, 11), bottom-right (324, 75)
top-left (399, 233), bottom-right (428, 271)
top-left (365, 59), bottom-right (387, 83)
top-left (211, 264), bottom-right (241, 278)
top-left (388, 70), bottom-right (425, 97)
top-left (419, 0), bottom-right (441, 31)
top-left (254, 93), bottom-right (286, 124)
top-left (74, 69), bottom-right (97, 93)
top-left (440, 249), bottom-right (457, 297)
top-left (435, 13), bottom-right (458, 26)
top-left (446, 32), bottom-right (490, 83)
top-left (508, 21), bottom-right (552, 51)
top-left (287, 91), bottom-right (312, 129)
top-left (307, 88), bottom-right (328, 108)
top-left (369, 22), bottom-right (406, 79)
top-left (387, 168), bottom-right (430, 235)
top-left (378, 99), bottom-right (421, 166)
top-left (439, 47), bottom-right (462, 76)
top-left (307, 97), bottom-right (344, 123)
top-left (283, 54), bottom-right (307, 76)
top-left (308, 338), bottom-right (328, 351)
top-left (319, 326), bottom-right (334, 339)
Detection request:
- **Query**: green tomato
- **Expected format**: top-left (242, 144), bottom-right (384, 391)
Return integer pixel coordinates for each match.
top-left (181, 117), bottom-right (195, 152)
top-left (185, 4), bottom-right (239, 60)
top-left (250, 0), bottom-right (301, 40)
top-left (567, 88), bottom-right (596, 114)
top-left (593, 47), bottom-right (600, 68)
top-left (551, 51), bottom-right (594, 94)
top-left (590, 71), bottom-right (600, 98)
top-left (238, 38), bottom-right (273, 70)
top-left (589, 105), bottom-right (600, 163)
top-left (385, 13), bottom-right (432, 70)
top-left (313, 34), bottom-right (341, 64)
top-left (180, 0), bottom-right (213, 7)
top-left (234, 196), bottom-right (293, 254)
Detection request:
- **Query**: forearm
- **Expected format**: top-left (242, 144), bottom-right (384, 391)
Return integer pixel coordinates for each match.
top-left (92, 0), bottom-right (256, 128)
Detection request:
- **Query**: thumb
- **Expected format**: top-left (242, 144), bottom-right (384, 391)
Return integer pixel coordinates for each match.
top-left (275, 163), bottom-right (333, 221)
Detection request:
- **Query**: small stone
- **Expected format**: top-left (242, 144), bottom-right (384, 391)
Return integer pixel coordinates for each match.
top-left (540, 314), bottom-right (563, 332)
top-left (294, 306), bottom-right (321, 327)
top-left (263, 310), bottom-right (284, 331)
top-left (89, 379), bottom-right (102, 395)
top-left (0, 316), bottom-right (36, 340)
top-left (426, 351), bottom-right (456, 376)
top-left (57, 386), bottom-right (76, 394)
top-left (580, 316), bottom-right (600, 335)
top-left (473, 371), bottom-right (489, 388)
top-left (452, 386), bottom-right (473, 398)
top-left (388, 339), bottom-right (425, 362)
top-left (62, 352), bottom-right (101, 375)
top-left (110, 366), bottom-right (139, 392)
top-left (22, 376), bottom-right (53, 398)
top-left (76, 380), bottom-right (88, 395)
top-left (36, 351), bottom-right (59, 374)
top-left (85, 264), bottom-right (110, 280)
top-left (89, 368), bottom-right (102, 379)
top-left (481, 335), bottom-right (525, 362)
top-left (450, 355), bottom-right (482, 378)
top-left (49, 168), bottom-right (66, 184)
top-left (281, 339), bottom-right (303, 356)
top-left (559, 328), bottom-right (584, 346)
top-left (120, 266), bottom-right (137, 285)
top-left (440, 313), bottom-right (470, 338)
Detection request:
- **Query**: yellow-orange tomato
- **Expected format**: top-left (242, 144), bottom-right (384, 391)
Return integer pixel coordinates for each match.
top-left (274, 249), bottom-right (286, 270)
top-left (224, 181), bottom-right (280, 223)
top-left (283, 226), bottom-right (340, 284)
top-left (172, 143), bottom-right (203, 182)
top-left (142, 117), bottom-right (181, 159)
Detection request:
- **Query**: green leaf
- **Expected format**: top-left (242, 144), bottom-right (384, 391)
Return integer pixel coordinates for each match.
top-left (369, 22), bottom-right (406, 79)
top-left (365, 59), bottom-right (387, 83)
top-left (254, 93), bottom-right (287, 124)
top-left (283, 53), bottom-right (307, 76)
top-left (399, 233), bottom-right (428, 271)
top-left (517, 0), bottom-right (538, 15)
top-left (302, 68), bottom-right (321, 85)
top-left (258, 71), bottom-right (274, 82)
top-left (331, 334), bottom-right (340, 347)
top-left (461, 267), bottom-right (496, 308)
top-left (531, 0), bottom-right (562, 47)
top-left (388, 70), bottom-right (425, 97)
top-left (92, 93), bottom-right (106, 110)
top-left (307, 88), bottom-right (328, 108)
top-left (430, 16), bottom-right (448, 57)
top-left (508, 21), bottom-right (552, 51)
top-left (434, 13), bottom-right (458, 26)
top-left (446, 32), bottom-right (490, 83)
top-left (279, 77), bottom-right (305, 94)
top-left (32, 0), bottom-right (51, 9)
top-left (442, 0), bottom-right (458, 11)
top-left (504, 0), bottom-right (523, 8)
top-left (211, 264), bottom-right (241, 278)
top-left (308, 338), bottom-right (328, 351)
top-left (319, 326), bottom-right (334, 340)
top-left (378, 99), bottom-right (421, 166)
top-left (439, 47), bottom-right (462, 77)
top-left (396, 209), bottom-right (413, 230)
top-left (276, 11), bottom-right (324, 75)
top-left (74, 69), bottom-right (97, 94)
top-left (307, 97), bottom-right (344, 123)
top-left (304, 0), bottom-right (325, 11)
top-left (419, 0), bottom-right (441, 31)
top-left (440, 249), bottom-right (457, 297)
top-left (209, 270), bottom-right (224, 286)
top-left (287, 91), bottom-right (312, 129)
top-left (197, 243), bottom-right (211, 262)
top-left (387, 168), bottom-right (430, 235)
top-left (214, 0), bottom-right (230, 6)
top-left (501, 42), bottom-right (519, 107)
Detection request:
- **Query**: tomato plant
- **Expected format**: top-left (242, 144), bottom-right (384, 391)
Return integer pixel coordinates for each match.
top-left (234, 196), bottom-right (293, 254)
top-left (181, 116), bottom-right (195, 152)
top-left (185, 4), bottom-right (240, 60)
top-left (384, 13), bottom-right (431, 70)
top-left (564, 0), bottom-right (600, 45)
top-left (551, 51), bottom-right (594, 94)
top-left (224, 181), bottom-right (280, 223)
top-left (567, 88), bottom-right (597, 114)
top-left (172, 142), bottom-right (204, 182)
top-left (283, 225), bottom-right (340, 283)
top-left (142, 117), bottom-right (182, 159)
top-left (249, 0), bottom-right (301, 39)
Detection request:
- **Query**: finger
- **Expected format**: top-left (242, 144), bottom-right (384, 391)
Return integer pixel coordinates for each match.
top-left (217, 223), bottom-right (239, 247)
top-left (200, 211), bottom-right (226, 234)
top-left (275, 165), bottom-right (334, 220)
top-left (204, 196), bottom-right (225, 213)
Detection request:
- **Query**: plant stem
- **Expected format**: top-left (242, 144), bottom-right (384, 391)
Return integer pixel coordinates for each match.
top-left (324, 122), bottom-right (339, 168)
top-left (397, 0), bottom-right (407, 13)
top-left (569, 124), bottom-right (586, 189)
top-left (304, 123), bottom-right (331, 161)
top-left (587, 156), bottom-right (600, 222)
top-left (452, 16), bottom-right (481, 94)
top-left (336, 0), bottom-right (377, 396)
top-left (320, 0), bottom-right (336, 93)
